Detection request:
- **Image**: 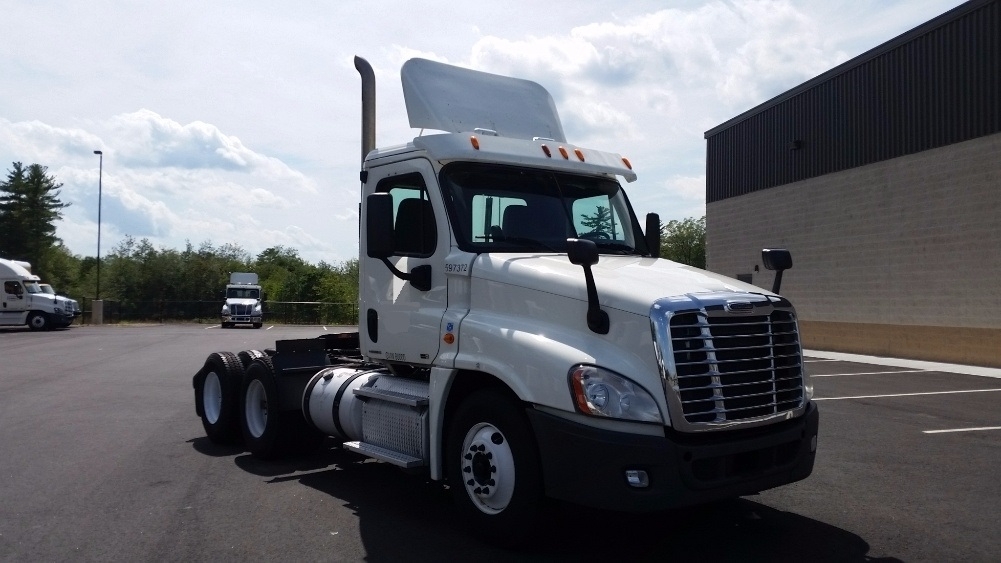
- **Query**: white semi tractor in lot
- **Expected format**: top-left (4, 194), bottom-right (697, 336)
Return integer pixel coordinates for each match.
top-left (193, 57), bottom-right (818, 544)
top-left (0, 258), bottom-right (76, 330)
top-left (220, 272), bottom-right (263, 328)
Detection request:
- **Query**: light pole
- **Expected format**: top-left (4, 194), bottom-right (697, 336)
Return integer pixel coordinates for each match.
top-left (94, 150), bottom-right (103, 301)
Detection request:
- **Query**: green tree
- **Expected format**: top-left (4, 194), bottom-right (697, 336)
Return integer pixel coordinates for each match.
top-left (579, 205), bottom-right (614, 234)
top-left (660, 216), bottom-right (706, 268)
top-left (0, 162), bottom-right (69, 267)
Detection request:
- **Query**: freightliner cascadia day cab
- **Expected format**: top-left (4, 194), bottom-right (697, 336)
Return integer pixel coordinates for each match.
top-left (0, 258), bottom-right (76, 330)
top-left (220, 272), bottom-right (263, 328)
top-left (193, 57), bottom-right (818, 545)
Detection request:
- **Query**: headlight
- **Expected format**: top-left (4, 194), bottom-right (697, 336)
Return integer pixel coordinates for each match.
top-left (221, 305), bottom-right (229, 314)
top-left (254, 302), bottom-right (262, 312)
top-left (569, 365), bottom-right (662, 423)
top-left (54, 307), bottom-right (63, 314)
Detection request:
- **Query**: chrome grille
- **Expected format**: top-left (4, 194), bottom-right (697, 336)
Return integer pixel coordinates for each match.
top-left (230, 304), bottom-right (252, 315)
top-left (651, 294), bottom-right (807, 432)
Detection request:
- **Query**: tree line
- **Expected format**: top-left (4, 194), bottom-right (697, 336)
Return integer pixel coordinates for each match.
top-left (0, 162), bottom-right (360, 312)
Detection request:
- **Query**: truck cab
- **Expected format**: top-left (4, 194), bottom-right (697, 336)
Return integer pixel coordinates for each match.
top-left (220, 272), bottom-right (263, 328)
top-left (356, 58), bottom-right (816, 529)
top-left (0, 258), bottom-right (75, 330)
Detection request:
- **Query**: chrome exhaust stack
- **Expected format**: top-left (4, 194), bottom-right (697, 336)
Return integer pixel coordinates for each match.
top-left (354, 56), bottom-right (376, 166)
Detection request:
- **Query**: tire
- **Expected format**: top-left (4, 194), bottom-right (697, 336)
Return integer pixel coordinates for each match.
top-left (241, 357), bottom-right (282, 459)
top-left (237, 349), bottom-right (267, 370)
top-left (240, 357), bottom-right (325, 459)
top-left (27, 312), bottom-right (49, 331)
top-left (221, 322), bottom-right (232, 329)
top-left (253, 323), bottom-right (262, 329)
top-left (447, 389), bottom-right (543, 547)
top-left (196, 351), bottom-right (244, 444)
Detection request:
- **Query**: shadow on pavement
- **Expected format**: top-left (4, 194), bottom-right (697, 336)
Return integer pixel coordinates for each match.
top-left (204, 442), bottom-right (898, 562)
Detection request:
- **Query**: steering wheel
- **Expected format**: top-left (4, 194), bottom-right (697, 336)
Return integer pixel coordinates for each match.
top-left (581, 230), bottom-right (611, 240)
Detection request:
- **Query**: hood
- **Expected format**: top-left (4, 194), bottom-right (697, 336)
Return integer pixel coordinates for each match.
top-left (28, 293), bottom-right (72, 309)
top-left (225, 298), bottom-right (260, 306)
top-left (472, 253), bottom-right (772, 316)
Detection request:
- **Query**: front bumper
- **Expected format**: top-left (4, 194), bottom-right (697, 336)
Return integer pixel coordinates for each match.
top-left (221, 314), bottom-right (262, 324)
top-left (527, 401), bottom-right (819, 512)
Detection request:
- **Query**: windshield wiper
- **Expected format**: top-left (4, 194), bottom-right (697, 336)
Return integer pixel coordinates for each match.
top-left (498, 236), bottom-right (562, 252)
top-left (592, 241), bottom-right (638, 255)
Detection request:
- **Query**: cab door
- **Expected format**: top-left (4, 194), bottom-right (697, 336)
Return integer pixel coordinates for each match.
top-left (1, 280), bottom-right (28, 325)
top-left (360, 159), bottom-right (448, 366)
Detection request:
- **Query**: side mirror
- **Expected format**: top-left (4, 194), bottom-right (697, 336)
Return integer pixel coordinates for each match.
top-left (366, 193), bottom-right (394, 259)
top-left (761, 248), bottom-right (793, 294)
top-left (645, 213), bottom-right (661, 258)
top-left (567, 237), bottom-right (598, 267)
top-left (762, 248), bottom-right (792, 271)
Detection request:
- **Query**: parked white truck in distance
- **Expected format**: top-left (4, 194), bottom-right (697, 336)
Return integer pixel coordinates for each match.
top-left (1, 258), bottom-right (76, 330)
top-left (221, 272), bottom-right (263, 328)
top-left (192, 57), bottom-right (818, 546)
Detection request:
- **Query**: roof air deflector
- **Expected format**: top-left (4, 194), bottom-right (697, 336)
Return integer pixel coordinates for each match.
top-left (401, 58), bottom-right (567, 143)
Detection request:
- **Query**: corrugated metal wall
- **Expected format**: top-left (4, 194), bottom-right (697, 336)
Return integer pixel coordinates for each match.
top-left (705, 0), bottom-right (1000, 203)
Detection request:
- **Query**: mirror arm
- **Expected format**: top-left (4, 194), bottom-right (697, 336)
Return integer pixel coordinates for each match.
top-left (379, 258), bottom-right (432, 292)
top-left (581, 265), bottom-right (609, 335)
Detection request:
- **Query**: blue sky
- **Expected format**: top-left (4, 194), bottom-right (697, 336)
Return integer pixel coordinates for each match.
top-left (0, 0), bottom-right (967, 264)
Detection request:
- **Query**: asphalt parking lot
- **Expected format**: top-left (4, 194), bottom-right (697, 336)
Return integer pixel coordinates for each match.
top-left (0, 324), bottom-right (998, 561)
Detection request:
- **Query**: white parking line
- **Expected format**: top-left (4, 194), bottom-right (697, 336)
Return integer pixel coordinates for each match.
top-left (205, 325), bottom-right (218, 330)
top-left (923, 426), bottom-right (1001, 434)
top-left (814, 388), bottom-right (1001, 401)
top-left (804, 350), bottom-right (1001, 379)
top-left (266, 325), bottom-right (274, 330)
top-left (811, 370), bottom-right (926, 378)
top-left (805, 359), bottom-right (838, 363)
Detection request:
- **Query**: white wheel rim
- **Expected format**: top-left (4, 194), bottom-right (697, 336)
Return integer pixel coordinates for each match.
top-left (245, 379), bottom-right (268, 438)
top-left (30, 315), bottom-right (44, 328)
top-left (460, 422), bottom-right (516, 515)
top-left (203, 371), bottom-right (223, 424)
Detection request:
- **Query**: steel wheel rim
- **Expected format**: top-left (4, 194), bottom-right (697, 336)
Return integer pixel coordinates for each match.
top-left (460, 422), bottom-right (516, 515)
top-left (245, 379), bottom-right (268, 438)
top-left (203, 371), bottom-right (223, 424)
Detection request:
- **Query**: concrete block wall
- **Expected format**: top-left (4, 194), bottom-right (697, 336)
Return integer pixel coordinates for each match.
top-left (706, 131), bottom-right (1001, 367)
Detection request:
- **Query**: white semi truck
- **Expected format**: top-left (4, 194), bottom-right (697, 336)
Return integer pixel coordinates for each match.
top-left (220, 272), bottom-right (263, 328)
top-left (193, 57), bottom-right (818, 545)
top-left (0, 258), bottom-right (76, 330)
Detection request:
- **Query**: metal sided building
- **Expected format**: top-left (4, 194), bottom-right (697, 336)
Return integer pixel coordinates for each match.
top-left (704, 0), bottom-right (1000, 367)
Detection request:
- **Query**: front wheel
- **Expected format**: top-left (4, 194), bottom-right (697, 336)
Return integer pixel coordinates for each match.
top-left (447, 389), bottom-right (543, 547)
top-left (27, 312), bottom-right (49, 331)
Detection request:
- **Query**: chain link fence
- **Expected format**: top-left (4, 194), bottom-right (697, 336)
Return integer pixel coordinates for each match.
top-left (78, 299), bottom-right (358, 326)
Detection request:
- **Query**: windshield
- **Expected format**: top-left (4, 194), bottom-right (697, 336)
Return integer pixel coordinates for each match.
top-left (227, 288), bottom-right (260, 299)
top-left (24, 282), bottom-right (41, 294)
top-left (440, 163), bottom-right (648, 255)
top-left (39, 284), bottom-right (55, 294)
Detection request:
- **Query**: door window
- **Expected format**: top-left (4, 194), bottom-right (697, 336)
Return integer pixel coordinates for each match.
top-left (377, 173), bottom-right (437, 257)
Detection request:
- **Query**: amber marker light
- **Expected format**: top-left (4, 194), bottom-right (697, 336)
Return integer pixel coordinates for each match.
top-left (541, 144), bottom-right (552, 157)
top-left (574, 148), bottom-right (585, 162)
top-left (470, 136), bottom-right (480, 150)
top-left (622, 157), bottom-right (633, 170)
top-left (443, 333), bottom-right (455, 344)
top-left (558, 146), bottom-right (569, 159)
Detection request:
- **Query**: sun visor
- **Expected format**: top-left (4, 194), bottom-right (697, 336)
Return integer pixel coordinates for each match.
top-left (401, 58), bottom-right (567, 143)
